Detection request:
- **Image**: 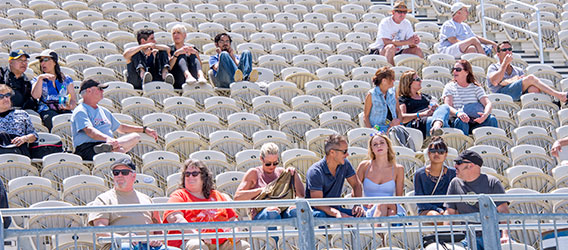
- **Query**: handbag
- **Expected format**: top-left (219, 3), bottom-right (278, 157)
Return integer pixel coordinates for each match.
top-left (249, 169), bottom-right (295, 219)
top-left (29, 141), bottom-right (63, 159)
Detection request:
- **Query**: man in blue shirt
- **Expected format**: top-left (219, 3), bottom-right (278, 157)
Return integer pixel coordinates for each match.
top-left (71, 79), bottom-right (158, 160)
top-left (305, 134), bottom-right (365, 218)
top-left (208, 33), bottom-right (258, 89)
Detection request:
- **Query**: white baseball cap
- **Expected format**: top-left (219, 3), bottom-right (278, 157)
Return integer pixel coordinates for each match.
top-left (451, 2), bottom-right (471, 16)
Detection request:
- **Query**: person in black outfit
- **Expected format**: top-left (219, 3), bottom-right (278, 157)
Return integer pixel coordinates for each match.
top-left (0, 50), bottom-right (37, 111)
top-left (168, 24), bottom-right (208, 89)
top-left (123, 29), bottom-right (173, 89)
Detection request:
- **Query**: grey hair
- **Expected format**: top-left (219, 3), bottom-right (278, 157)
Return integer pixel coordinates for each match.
top-left (324, 134), bottom-right (348, 155)
top-left (260, 142), bottom-right (279, 159)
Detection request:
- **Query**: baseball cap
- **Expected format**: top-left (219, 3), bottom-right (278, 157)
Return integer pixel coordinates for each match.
top-left (35, 49), bottom-right (59, 62)
top-left (79, 79), bottom-right (109, 92)
top-left (110, 158), bottom-right (136, 170)
top-left (454, 150), bottom-right (483, 167)
top-left (8, 50), bottom-right (30, 60)
top-left (393, 1), bottom-right (411, 13)
top-left (451, 2), bottom-right (471, 16)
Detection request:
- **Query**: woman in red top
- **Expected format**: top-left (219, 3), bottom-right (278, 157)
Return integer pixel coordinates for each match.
top-left (164, 159), bottom-right (250, 250)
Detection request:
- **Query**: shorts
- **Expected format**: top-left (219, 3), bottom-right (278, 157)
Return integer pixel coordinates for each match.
top-left (440, 43), bottom-right (463, 58)
top-left (496, 79), bottom-right (523, 101)
top-left (75, 141), bottom-right (104, 161)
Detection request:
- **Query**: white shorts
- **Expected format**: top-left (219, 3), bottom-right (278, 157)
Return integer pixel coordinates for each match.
top-left (441, 43), bottom-right (463, 58)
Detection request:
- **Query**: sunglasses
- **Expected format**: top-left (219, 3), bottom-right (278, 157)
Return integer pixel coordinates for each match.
top-left (112, 169), bottom-right (133, 176)
top-left (184, 171), bottom-right (201, 177)
top-left (394, 10), bottom-right (408, 14)
top-left (264, 161), bottom-right (279, 167)
top-left (40, 57), bottom-right (52, 63)
top-left (332, 148), bottom-right (348, 154)
top-left (413, 77), bottom-right (422, 82)
top-left (498, 48), bottom-right (513, 52)
top-left (454, 159), bottom-right (472, 165)
top-left (0, 93), bottom-right (12, 99)
top-left (428, 148), bottom-right (447, 154)
top-left (452, 67), bottom-right (463, 72)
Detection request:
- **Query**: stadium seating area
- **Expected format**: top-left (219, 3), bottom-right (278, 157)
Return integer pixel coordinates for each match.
top-left (1, 0), bottom-right (568, 248)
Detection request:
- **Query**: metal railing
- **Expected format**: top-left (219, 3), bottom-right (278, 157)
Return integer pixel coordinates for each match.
top-left (0, 194), bottom-right (567, 250)
top-left (480, 0), bottom-right (544, 64)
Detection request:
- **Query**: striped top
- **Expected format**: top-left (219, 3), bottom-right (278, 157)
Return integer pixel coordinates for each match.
top-left (442, 81), bottom-right (486, 110)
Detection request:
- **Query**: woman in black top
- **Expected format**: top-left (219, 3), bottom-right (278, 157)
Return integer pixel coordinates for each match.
top-left (398, 70), bottom-right (450, 138)
top-left (168, 24), bottom-right (207, 89)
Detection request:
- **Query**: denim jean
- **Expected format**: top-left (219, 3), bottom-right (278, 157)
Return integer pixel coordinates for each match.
top-left (312, 207), bottom-right (358, 218)
top-left (453, 114), bottom-right (499, 135)
top-left (461, 235), bottom-right (484, 250)
top-left (118, 242), bottom-right (180, 250)
top-left (425, 104), bottom-right (451, 136)
top-left (253, 207), bottom-right (297, 242)
top-left (213, 50), bottom-right (253, 88)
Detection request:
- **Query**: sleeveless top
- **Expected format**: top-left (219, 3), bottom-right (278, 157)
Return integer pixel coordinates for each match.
top-left (363, 162), bottom-right (396, 197)
top-left (249, 166), bottom-right (285, 218)
top-left (369, 87), bottom-right (398, 132)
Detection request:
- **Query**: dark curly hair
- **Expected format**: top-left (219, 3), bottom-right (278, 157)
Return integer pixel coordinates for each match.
top-left (179, 159), bottom-right (215, 199)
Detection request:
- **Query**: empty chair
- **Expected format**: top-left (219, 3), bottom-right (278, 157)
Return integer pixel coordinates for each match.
top-left (347, 127), bottom-right (375, 148)
top-left (505, 165), bottom-right (555, 193)
top-left (87, 41), bottom-right (118, 61)
top-left (513, 125), bottom-right (555, 152)
top-left (20, 18), bottom-right (50, 34)
top-left (165, 131), bottom-right (208, 161)
top-left (143, 113), bottom-right (182, 139)
top-left (41, 153), bottom-right (89, 190)
top-left (185, 112), bottom-right (225, 139)
top-left (34, 30), bottom-right (66, 48)
top-left (439, 128), bottom-right (474, 153)
top-left (162, 96), bottom-right (199, 121)
top-left (182, 82), bottom-right (217, 106)
top-left (71, 30), bottom-right (102, 49)
top-left (468, 144), bottom-right (511, 174)
top-left (520, 92), bottom-right (559, 115)
top-left (510, 144), bottom-right (556, 173)
top-left (472, 126), bottom-right (514, 156)
top-left (204, 96), bottom-right (241, 121)
top-left (252, 95), bottom-right (291, 127)
top-left (10, 40), bottom-right (42, 54)
top-left (190, 150), bottom-right (231, 176)
top-left (316, 67), bottom-right (348, 88)
top-left (351, 66), bottom-right (377, 83)
top-left (62, 175), bottom-right (107, 205)
top-left (516, 108), bottom-right (558, 133)
top-left (8, 176), bottom-right (57, 209)
top-left (342, 80), bottom-right (371, 102)
top-left (336, 42), bottom-right (366, 62)
top-left (235, 149), bottom-right (262, 171)
top-left (330, 95), bottom-right (363, 120)
top-left (282, 148), bottom-right (319, 178)
top-left (279, 111), bottom-right (317, 147)
top-left (209, 130), bottom-right (252, 161)
top-left (121, 96), bottom-right (159, 124)
top-left (66, 54), bottom-right (99, 73)
top-left (319, 111), bottom-right (357, 136)
top-left (487, 93), bottom-right (520, 117)
top-left (227, 112), bottom-right (265, 139)
top-left (142, 150), bottom-right (181, 188)
top-left (142, 81), bottom-right (178, 105)
top-left (360, 55), bottom-right (391, 69)
top-left (305, 128), bottom-right (336, 157)
top-left (252, 129), bottom-right (292, 151)
top-left (292, 94), bottom-right (329, 119)
top-left (215, 171), bottom-right (246, 198)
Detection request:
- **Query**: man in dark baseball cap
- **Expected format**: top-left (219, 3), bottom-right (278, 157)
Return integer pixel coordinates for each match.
top-left (0, 50), bottom-right (36, 110)
top-left (444, 149), bottom-right (510, 249)
top-left (78, 79), bottom-right (108, 93)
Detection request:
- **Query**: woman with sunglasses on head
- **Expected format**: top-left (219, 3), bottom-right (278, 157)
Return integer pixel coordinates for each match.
top-left (31, 49), bottom-right (77, 131)
top-left (442, 59), bottom-right (498, 135)
top-left (0, 84), bottom-right (37, 157)
top-left (414, 137), bottom-right (456, 216)
top-left (164, 159), bottom-right (249, 250)
top-left (398, 70), bottom-right (451, 138)
top-left (363, 66), bottom-right (402, 133)
top-left (356, 133), bottom-right (405, 217)
top-left (234, 143), bottom-right (305, 220)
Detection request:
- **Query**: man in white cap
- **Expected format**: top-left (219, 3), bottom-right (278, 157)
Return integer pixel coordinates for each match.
top-left (439, 2), bottom-right (497, 57)
top-left (368, 0), bottom-right (423, 66)
top-left (71, 79), bottom-right (158, 160)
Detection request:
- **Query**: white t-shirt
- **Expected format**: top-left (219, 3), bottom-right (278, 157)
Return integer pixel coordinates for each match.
top-left (369, 16), bottom-right (414, 50)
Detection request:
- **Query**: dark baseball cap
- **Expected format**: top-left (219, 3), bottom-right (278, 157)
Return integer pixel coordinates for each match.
top-left (9, 50), bottom-right (30, 60)
top-left (79, 79), bottom-right (108, 92)
top-left (110, 158), bottom-right (136, 170)
top-left (454, 150), bottom-right (483, 167)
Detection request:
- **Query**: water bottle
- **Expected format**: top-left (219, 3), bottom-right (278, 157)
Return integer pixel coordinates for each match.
top-left (429, 96), bottom-right (438, 107)
top-left (58, 84), bottom-right (70, 106)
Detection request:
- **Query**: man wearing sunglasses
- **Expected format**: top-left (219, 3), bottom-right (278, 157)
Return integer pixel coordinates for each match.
top-left (88, 158), bottom-right (180, 250)
top-left (0, 50), bottom-right (37, 110)
top-left (305, 134), bottom-right (365, 218)
top-left (487, 41), bottom-right (568, 103)
top-left (71, 79), bottom-right (158, 161)
top-left (444, 150), bottom-right (510, 249)
top-left (439, 2), bottom-right (497, 57)
top-left (368, 1), bottom-right (423, 66)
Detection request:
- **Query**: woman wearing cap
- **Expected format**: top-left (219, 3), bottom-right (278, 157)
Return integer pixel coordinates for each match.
top-left (164, 159), bottom-right (249, 250)
top-left (442, 60), bottom-right (497, 135)
top-left (31, 49), bottom-right (77, 130)
top-left (413, 137), bottom-right (456, 216)
top-left (168, 24), bottom-right (207, 88)
top-left (363, 66), bottom-right (402, 133)
top-left (0, 84), bottom-right (37, 157)
top-left (356, 133), bottom-right (405, 217)
top-left (398, 70), bottom-right (451, 137)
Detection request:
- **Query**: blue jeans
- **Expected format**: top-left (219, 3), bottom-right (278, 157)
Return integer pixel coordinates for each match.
top-left (496, 79), bottom-right (523, 101)
top-left (118, 242), bottom-right (180, 250)
top-left (254, 208), bottom-right (297, 242)
top-left (453, 114), bottom-right (498, 136)
top-left (213, 50), bottom-right (253, 88)
top-left (461, 235), bottom-right (484, 250)
top-left (425, 104), bottom-right (451, 136)
top-left (312, 207), bottom-right (358, 218)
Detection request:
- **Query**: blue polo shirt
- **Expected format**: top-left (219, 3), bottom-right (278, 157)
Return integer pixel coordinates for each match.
top-left (305, 157), bottom-right (356, 209)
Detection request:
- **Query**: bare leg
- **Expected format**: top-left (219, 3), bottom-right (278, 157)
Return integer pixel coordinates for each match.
top-left (522, 74), bottom-right (568, 102)
top-left (458, 37), bottom-right (483, 54)
top-left (380, 44), bottom-right (398, 66)
top-left (402, 46), bottom-right (424, 59)
top-left (113, 133), bottom-right (141, 153)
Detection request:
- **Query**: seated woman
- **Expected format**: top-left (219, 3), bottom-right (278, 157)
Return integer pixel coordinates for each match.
top-left (164, 159), bottom-right (249, 250)
top-left (0, 84), bottom-right (37, 157)
top-left (363, 66), bottom-right (402, 133)
top-left (234, 142), bottom-right (304, 220)
top-left (443, 59), bottom-right (497, 135)
top-left (356, 133), bottom-right (405, 217)
top-left (414, 137), bottom-right (456, 215)
top-left (169, 24), bottom-right (207, 89)
top-left (31, 49), bottom-right (77, 131)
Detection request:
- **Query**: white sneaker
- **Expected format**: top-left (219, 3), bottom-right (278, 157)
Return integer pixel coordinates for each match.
top-left (164, 73), bottom-right (174, 85)
top-left (142, 72), bottom-right (152, 84)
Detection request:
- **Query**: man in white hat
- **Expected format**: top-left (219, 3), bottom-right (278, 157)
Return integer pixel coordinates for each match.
top-left (368, 0), bottom-right (423, 66)
top-left (439, 2), bottom-right (497, 57)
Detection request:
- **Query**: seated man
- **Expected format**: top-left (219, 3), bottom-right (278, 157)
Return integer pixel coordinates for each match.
top-left (439, 2), bottom-right (497, 57)
top-left (88, 158), bottom-right (180, 250)
top-left (71, 79), bottom-right (158, 160)
top-left (124, 29), bottom-right (173, 89)
top-left (444, 150), bottom-right (510, 250)
top-left (0, 50), bottom-right (37, 110)
top-left (368, 1), bottom-right (423, 66)
top-left (487, 41), bottom-right (568, 103)
top-left (305, 134), bottom-right (365, 218)
top-left (208, 33), bottom-right (258, 89)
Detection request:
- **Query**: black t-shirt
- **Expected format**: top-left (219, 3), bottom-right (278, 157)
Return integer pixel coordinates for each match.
top-left (399, 93), bottom-right (431, 114)
top-left (0, 67), bottom-right (36, 110)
